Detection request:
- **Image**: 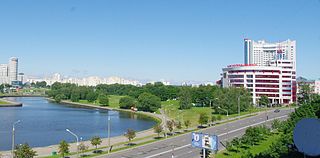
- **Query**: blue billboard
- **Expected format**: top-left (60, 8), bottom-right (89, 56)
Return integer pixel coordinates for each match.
top-left (191, 132), bottom-right (218, 151)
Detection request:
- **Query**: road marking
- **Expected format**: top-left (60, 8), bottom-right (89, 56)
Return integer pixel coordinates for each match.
top-left (218, 115), bottom-right (287, 137)
top-left (144, 115), bottom-right (288, 158)
top-left (144, 144), bottom-right (191, 158)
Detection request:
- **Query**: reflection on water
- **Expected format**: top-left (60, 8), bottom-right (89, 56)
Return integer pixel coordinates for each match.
top-left (0, 97), bottom-right (156, 151)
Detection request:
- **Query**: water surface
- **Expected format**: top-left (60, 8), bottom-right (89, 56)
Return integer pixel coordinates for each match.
top-left (0, 97), bottom-right (156, 151)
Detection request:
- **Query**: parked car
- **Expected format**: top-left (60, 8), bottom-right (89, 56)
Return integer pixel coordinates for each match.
top-left (274, 109), bottom-right (280, 113)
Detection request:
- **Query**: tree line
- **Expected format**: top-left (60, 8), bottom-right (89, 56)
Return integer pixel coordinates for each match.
top-left (46, 82), bottom-right (253, 114)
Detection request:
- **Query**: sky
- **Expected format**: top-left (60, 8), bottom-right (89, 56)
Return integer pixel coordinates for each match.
top-left (0, 0), bottom-right (320, 83)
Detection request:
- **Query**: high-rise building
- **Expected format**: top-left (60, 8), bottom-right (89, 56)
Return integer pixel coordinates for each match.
top-left (8, 57), bottom-right (18, 83)
top-left (221, 39), bottom-right (297, 105)
top-left (18, 73), bottom-right (25, 84)
top-left (244, 39), bottom-right (296, 69)
top-left (0, 57), bottom-right (20, 85)
top-left (0, 64), bottom-right (9, 84)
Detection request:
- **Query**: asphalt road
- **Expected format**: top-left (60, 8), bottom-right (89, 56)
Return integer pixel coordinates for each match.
top-left (96, 109), bottom-right (292, 158)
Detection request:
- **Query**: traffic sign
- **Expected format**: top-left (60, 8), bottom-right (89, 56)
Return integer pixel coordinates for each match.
top-left (191, 132), bottom-right (218, 151)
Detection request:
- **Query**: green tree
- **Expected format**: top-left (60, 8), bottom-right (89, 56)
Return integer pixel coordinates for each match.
top-left (191, 85), bottom-right (216, 107)
top-left (153, 125), bottom-right (163, 137)
top-left (241, 150), bottom-right (254, 158)
top-left (242, 126), bottom-right (264, 146)
top-left (124, 129), bottom-right (136, 142)
top-left (271, 119), bottom-right (282, 130)
top-left (54, 94), bottom-right (64, 103)
top-left (226, 141), bottom-right (234, 152)
top-left (175, 121), bottom-right (182, 131)
top-left (216, 115), bottom-right (222, 121)
top-left (86, 91), bottom-right (98, 102)
top-left (70, 90), bottom-right (80, 102)
top-left (119, 96), bottom-right (136, 109)
top-left (98, 93), bottom-right (109, 106)
top-left (0, 84), bottom-right (4, 93)
top-left (213, 87), bottom-right (252, 114)
top-left (298, 83), bottom-right (312, 104)
top-left (231, 137), bottom-right (241, 152)
top-left (179, 87), bottom-right (192, 109)
top-left (35, 81), bottom-right (47, 88)
top-left (198, 112), bottom-right (209, 126)
top-left (90, 136), bottom-right (102, 151)
top-left (78, 143), bottom-right (89, 155)
top-left (259, 95), bottom-right (269, 107)
top-left (184, 120), bottom-right (191, 129)
top-left (14, 143), bottom-right (37, 158)
top-left (58, 140), bottom-right (69, 157)
top-left (166, 120), bottom-right (174, 133)
top-left (137, 92), bottom-right (161, 112)
top-left (211, 115), bottom-right (217, 125)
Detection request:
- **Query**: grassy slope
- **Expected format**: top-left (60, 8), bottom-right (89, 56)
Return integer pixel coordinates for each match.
top-left (161, 100), bottom-right (265, 128)
top-left (215, 134), bottom-right (280, 158)
top-left (76, 96), bottom-right (263, 128)
top-left (77, 95), bottom-right (125, 108)
top-left (161, 100), bottom-right (213, 127)
top-left (0, 100), bottom-right (10, 104)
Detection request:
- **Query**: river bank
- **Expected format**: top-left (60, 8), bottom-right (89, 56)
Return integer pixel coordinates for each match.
top-left (47, 98), bottom-right (163, 124)
top-left (0, 97), bottom-right (164, 157)
top-left (0, 98), bottom-right (22, 107)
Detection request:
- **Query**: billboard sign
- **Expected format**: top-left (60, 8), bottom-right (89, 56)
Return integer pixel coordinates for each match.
top-left (191, 132), bottom-right (218, 151)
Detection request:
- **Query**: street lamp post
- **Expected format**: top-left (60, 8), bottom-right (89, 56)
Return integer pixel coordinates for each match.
top-left (171, 145), bottom-right (175, 158)
top-left (12, 120), bottom-right (20, 158)
top-left (237, 96), bottom-right (240, 118)
top-left (66, 129), bottom-right (79, 158)
top-left (218, 107), bottom-right (229, 142)
top-left (107, 115), bottom-right (111, 154)
top-left (163, 108), bottom-right (168, 138)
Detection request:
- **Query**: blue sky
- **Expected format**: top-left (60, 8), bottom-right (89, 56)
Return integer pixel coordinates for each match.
top-left (0, 0), bottom-right (319, 82)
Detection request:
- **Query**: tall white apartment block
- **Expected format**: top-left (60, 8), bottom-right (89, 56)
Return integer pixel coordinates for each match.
top-left (244, 39), bottom-right (296, 69)
top-left (0, 57), bottom-right (19, 85)
top-left (8, 57), bottom-right (18, 83)
top-left (0, 64), bottom-right (9, 84)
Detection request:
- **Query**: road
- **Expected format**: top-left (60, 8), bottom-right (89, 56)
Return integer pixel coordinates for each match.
top-left (96, 109), bottom-right (291, 158)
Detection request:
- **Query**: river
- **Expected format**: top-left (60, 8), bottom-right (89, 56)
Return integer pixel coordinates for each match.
top-left (0, 97), bottom-right (156, 151)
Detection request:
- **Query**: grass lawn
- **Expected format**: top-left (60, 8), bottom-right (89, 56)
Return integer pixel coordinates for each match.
top-left (215, 133), bottom-right (280, 158)
top-left (108, 95), bottom-right (125, 108)
top-left (77, 95), bottom-right (125, 109)
top-left (0, 100), bottom-right (10, 104)
top-left (161, 100), bottom-right (266, 128)
top-left (161, 100), bottom-right (213, 127)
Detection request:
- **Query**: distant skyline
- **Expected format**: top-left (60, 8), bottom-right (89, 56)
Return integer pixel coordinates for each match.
top-left (1, 0), bottom-right (320, 82)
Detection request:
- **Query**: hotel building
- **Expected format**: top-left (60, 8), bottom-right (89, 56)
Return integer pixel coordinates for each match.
top-left (221, 39), bottom-right (297, 105)
top-left (244, 39), bottom-right (296, 69)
